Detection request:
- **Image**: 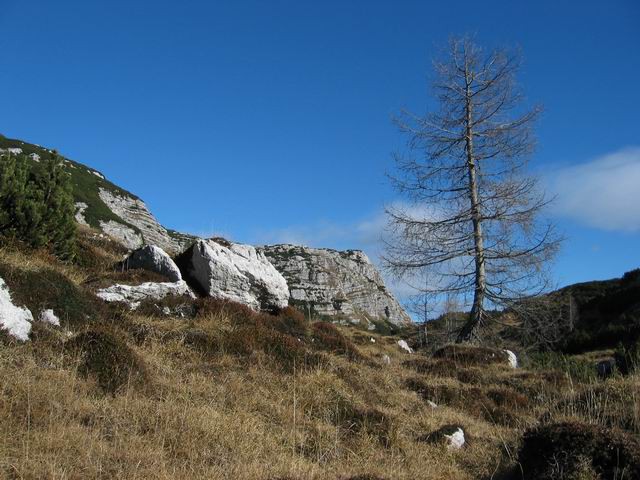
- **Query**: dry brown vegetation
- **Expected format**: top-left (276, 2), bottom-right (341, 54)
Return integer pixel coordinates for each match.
top-left (1, 232), bottom-right (639, 479)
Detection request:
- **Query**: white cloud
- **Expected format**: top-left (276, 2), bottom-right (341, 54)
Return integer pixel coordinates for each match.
top-left (548, 147), bottom-right (640, 232)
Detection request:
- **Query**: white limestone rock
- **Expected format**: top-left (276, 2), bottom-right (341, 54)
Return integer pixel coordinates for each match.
top-left (124, 245), bottom-right (182, 282)
top-left (99, 219), bottom-right (143, 250)
top-left (98, 188), bottom-right (188, 254)
top-left (96, 280), bottom-right (194, 310)
top-left (39, 309), bottom-right (60, 327)
top-left (178, 239), bottom-right (289, 311)
top-left (74, 202), bottom-right (90, 226)
top-left (504, 349), bottom-right (518, 369)
top-left (259, 245), bottom-right (412, 326)
top-left (0, 277), bottom-right (33, 341)
top-left (444, 428), bottom-right (465, 450)
top-left (397, 339), bottom-right (414, 354)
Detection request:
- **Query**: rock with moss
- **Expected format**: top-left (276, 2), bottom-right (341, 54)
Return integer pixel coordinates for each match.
top-left (259, 244), bottom-right (411, 326)
top-left (177, 239), bottom-right (289, 311)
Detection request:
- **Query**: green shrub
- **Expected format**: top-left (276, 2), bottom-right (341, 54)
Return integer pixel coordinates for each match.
top-left (0, 152), bottom-right (76, 260)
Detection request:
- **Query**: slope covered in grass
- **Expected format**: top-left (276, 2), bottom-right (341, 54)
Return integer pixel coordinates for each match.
top-left (0, 230), bottom-right (638, 479)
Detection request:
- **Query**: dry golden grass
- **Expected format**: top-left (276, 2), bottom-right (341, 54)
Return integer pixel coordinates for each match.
top-left (1, 239), bottom-right (639, 479)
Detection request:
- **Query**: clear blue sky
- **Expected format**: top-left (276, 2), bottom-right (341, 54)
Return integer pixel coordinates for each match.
top-left (1, 0), bottom-right (639, 291)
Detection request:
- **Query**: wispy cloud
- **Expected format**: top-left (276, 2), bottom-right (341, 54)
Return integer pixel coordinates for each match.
top-left (547, 147), bottom-right (640, 232)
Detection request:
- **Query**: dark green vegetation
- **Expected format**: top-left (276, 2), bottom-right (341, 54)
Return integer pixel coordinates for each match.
top-left (0, 150), bottom-right (76, 259)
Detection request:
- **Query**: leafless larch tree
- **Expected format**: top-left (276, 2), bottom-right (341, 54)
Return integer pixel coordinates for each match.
top-left (384, 36), bottom-right (562, 343)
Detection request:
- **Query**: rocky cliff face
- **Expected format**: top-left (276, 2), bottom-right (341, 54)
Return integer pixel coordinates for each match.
top-left (260, 244), bottom-right (411, 327)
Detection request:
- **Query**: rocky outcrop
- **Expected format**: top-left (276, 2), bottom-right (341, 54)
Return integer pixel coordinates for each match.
top-left (124, 245), bottom-right (182, 282)
top-left (259, 245), bottom-right (411, 326)
top-left (98, 188), bottom-right (187, 254)
top-left (177, 239), bottom-right (289, 311)
top-left (96, 280), bottom-right (194, 310)
top-left (0, 277), bottom-right (33, 341)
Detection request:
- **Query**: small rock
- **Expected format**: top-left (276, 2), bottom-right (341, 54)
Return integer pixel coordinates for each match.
top-left (382, 354), bottom-right (391, 365)
top-left (397, 339), bottom-right (413, 354)
top-left (370, 337), bottom-right (376, 343)
top-left (444, 427), bottom-right (465, 449)
top-left (427, 400), bottom-right (438, 409)
top-left (418, 424), bottom-right (465, 450)
top-left (504, 349), bottom-right (518, 368)
top-left (39, 309), bottom-right (60, 326)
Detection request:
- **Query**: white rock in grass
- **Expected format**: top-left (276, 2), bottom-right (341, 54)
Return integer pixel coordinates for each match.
top-left (0, 277), bottom-right (33, 341)
top-left (427, 400), bottom-right (438, 409)
top-left (39, 309), bottom-right (60, 326)
top-left (125, 245), bottom-right (182, 282)
top-left (444, 428), bottom-right (465, 450)
top-left (504, 349), bottom-right (518, 368)
top-left (382, 354), bottom-right (391, 365)
top-left (179, 239), bottom-right (289, 311)
top-left (397, 339), bottom-right (413, 354)
top-left (96, 280), bottom-right (194, 310)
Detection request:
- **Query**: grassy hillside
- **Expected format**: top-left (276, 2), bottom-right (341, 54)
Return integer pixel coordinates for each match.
top-left (0, 133), bottom-right (140, 232)
top-left (0, 228), bottom-right (638, 479)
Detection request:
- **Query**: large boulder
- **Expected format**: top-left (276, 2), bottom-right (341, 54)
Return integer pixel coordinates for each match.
top-left (123, 245), bottom-right (182, 282)
top-left (259, 244), bottom-right (412, 326)
top-left (176, 239), bottom-right (289, 311)
top-left (0, 276), bottom-right (33, 341)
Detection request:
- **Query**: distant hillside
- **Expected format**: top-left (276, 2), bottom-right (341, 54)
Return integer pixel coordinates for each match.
top-left (0, 133), bottom-right (194, 253)
top-left (555, 268), bottom-right (640, 353)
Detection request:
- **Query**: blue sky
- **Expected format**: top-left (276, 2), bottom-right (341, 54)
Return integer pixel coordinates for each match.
top-left (1, 0), bottom-right (639, 293)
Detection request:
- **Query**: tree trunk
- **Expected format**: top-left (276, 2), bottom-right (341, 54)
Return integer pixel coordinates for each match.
top-left (457, 70), bottom-right (486, 343)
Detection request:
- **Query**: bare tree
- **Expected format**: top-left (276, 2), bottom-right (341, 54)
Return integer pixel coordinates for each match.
top-left (384, 36), bottom-right (562, 343)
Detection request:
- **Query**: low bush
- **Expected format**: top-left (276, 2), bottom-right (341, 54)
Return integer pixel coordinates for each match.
top-left (432, 344), bottom-right (510, 367)
top-left (335, 404), bottom-right (395, 447)
top-left (406, 378), bottom-right (530, 427)
top-left (517, 422), bottom-right (640, 479)
top-left (64, 328), bottom-right (148, 394)
top-left (311, 322), bottom-right (362, 361)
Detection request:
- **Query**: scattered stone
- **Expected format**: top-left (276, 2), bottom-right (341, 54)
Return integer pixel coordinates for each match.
top-left (0, 277), bottom-right (33, 341)
top-left (177, 239), bottom-right (289, 311)
top-left (370, 337), bottom-right (376, 343)
top-left (382, 354), bottom-right (391, 365)
top-left (124, 245), bottom-right (182, 282)
top-left (39, 309), bottom-right (60, 326)
top-left (96, 280), bottom-right (194, 310)
top-left (419, 424), bottom-right (465, 450)
top-left (260, 244), bottom-right (411, 326)
top-left (397, 339), bottom-right (413, 354)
